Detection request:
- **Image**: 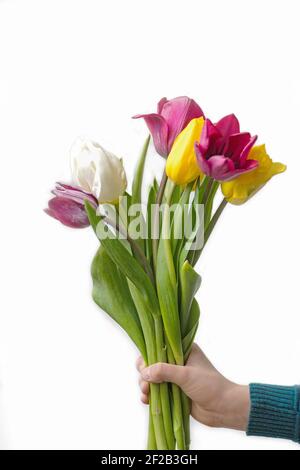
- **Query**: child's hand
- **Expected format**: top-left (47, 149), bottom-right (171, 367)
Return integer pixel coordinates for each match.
top-left (136, 344), bottom-right (250, 431)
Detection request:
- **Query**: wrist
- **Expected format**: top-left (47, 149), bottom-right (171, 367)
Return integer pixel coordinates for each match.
top-left (217, 382), bottom-right (250, 431)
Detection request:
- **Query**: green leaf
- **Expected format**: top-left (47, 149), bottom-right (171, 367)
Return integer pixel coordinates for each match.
top-left (118, 192), bottom-right (132, 230)
top-left (188, 181), bottom-right (220, 267)
top-left (131, 135), bottom-right (150, 206)
top-left (84, 200), bottom-right (103, 232)
top-left (182, 299), bottom-right (200, 361)
top-left (153, 177), bottom-right (159, 194)
top-left (95, 220), bottom-right (160, 368)
top-left (177, 201), bottom-right (203, 270)
top-left (86, 201), bottom-right (154, 281)
top-left (156, 207), bottom-right (183, 365)
top-left (171, 183), bottom-right (193, 256)
top-left (146, 183), bottom-right (156, 263)
top-left (179, 260), bottom-right (201, 336)
top-left (92, 246), bottom-right (147, 360)
top-left (130, 136), bottom-right (150, 252)
top-left (195, 176), bottom-right (208, 204)
top-left (170, 184), bottom-right (182, 205)
top-left (204, 181), bottom-right (219, 230)
top-left (182, 322), bottom-right (199, 362)
top-left (95, 219), bottom-right (160, 317)
top-left (127, 282), bottom-right (156, 364)
top-left (174, 181), bottom-right (205, 270)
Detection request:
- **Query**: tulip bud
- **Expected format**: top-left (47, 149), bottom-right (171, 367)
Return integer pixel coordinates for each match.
top-left (166, 117), bottom-right (205, 185)
top-left (70, 138), bottom-right (127, 204)
top-left (195, 115), bottom-right (258, 182)
top-left (221, 144), bottom-right (286, 204)
top-left (133, 96), bottom-right (204, 158)
top-left (45, 183), bottom-right (98, 228)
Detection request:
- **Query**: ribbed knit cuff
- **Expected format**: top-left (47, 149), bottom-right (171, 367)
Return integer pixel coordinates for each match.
top-left (247, 384), bottom-right (300, 443)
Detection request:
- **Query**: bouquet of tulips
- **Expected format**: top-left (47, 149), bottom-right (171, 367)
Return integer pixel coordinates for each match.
top-left (45, 96), bottom-right (286, 450)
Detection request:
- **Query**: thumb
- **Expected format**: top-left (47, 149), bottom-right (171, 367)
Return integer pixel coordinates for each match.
top-left (141, 362), bottom-right (188, 388)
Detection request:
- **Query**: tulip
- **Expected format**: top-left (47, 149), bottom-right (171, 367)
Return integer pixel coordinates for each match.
top-left (70, 137), bottom-right (127, 203)
top-left (195, 114), bottom-right (259, 181)
top-left (133, 96), bottom-right (204, 158)
top-left (166, 117), bottom-right (205, 185)
top-left (45, 183), bottom-right (98, 228)
top-left (221, 144), bottom-right (286, 204)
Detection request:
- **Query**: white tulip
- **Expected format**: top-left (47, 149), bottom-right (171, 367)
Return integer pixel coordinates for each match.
top-left (70, 137), bottom-right (127, 203)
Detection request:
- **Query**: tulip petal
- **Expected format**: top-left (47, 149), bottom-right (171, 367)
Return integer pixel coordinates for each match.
top-left (224, 132), bottom-right (252, 162)
top-left (157, 97), bottom-right (168, 114)
top-left (205, 155), bottom-right (235, 180)
top-left (45, 197), bottom-right (90, 228)
top-left (197, 119), bottom-right (221, 156)
top-left (221, 159), bottom-right (259, 181)
top-left (240, 135), bottom-right (258, 165)
top-left (271, 162), bottom-right (287, 176)
top-left (133, 113), bottom-right (169, 157)
top-left (244, 158), bottom-right (259, 171)
top-left (53, 183), bottom-right (98, 208)
top-left (195, 143), bottom-right (211, 175)
top-left (167, 117), bottom-right (204, 184)
top-left (134, 96), bottom-right (204, 158)
top-left (160, 96), bottom-right (204, 152)
top-left (222, 145), bottom-right (286, 205)
top-left (216, 114), bottom-right (240, 139)
top-left (70, 138), bottom-right (127, 203)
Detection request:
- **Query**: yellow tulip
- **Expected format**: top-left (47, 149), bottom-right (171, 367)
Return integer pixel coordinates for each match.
top-left (221, 144), bottom-right (286, 205)
top-left (166, 117), bottom-right (204, 185)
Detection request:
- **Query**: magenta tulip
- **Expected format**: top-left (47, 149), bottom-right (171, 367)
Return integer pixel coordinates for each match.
top-left (133, 96), bottom-right (204, 157)
top-left (45, 183), bottom-right (98, 228)
top-left (195, 114), bottom-right (258, 181)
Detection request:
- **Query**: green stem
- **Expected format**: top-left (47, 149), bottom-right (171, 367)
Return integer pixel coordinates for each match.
top-left (147, 411), bottom-right (157, 450)
top-left (150, 384), bottom-right (169, 449)
top-left (154, 316), bottom-right (175, 449)
top-left (132, 135), bottom-right (150, 205)
top-left (204, 181), bottom-right (220, 230)
top-left (201, 176), bottom-right (214, 206)
top-left (181, 392), bottom-right (191, 449)
top-left (166, 338), bottom-right (186, 450)
top-left (204, 197), bottom-right (228, 248)
top-left (158, 180), bottom-right (184, 367)
top-left (152, 170), bottom-right (168, 271)
top-left (130, 135), bottom-right (151, 253)
top-left (172, 385), bottom-right (186, 450)
top-left (196, 198), bottom-right (228, 262)
top-left (128, 284), bottom-right (168, 450)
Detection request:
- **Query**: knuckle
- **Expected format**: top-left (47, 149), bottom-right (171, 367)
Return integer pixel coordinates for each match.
top-left (140, 381), bottom-right (149, 394)
top-left (152, 362), bottom-right (165, 381)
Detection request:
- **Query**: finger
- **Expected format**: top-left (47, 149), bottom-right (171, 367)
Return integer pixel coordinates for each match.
top-left (141, 393), bottom-right (149, 405)
top-left (139, 377), bottom-right (150, 395)
top-left (136, 356), bottom-right (145, 372)
top-left (141, 362), bottom-right (189, 388)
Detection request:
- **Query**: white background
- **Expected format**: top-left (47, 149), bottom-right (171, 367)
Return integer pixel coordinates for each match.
top-left (0, 0), bottom-right (299, 450)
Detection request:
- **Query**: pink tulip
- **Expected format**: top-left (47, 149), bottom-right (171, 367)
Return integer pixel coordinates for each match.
top-left (45, 183), bottom-right (98, 228)
top-left (195, 114), bottom-right (258, 181)
top-left (133, 96), bottom-right (204, 157)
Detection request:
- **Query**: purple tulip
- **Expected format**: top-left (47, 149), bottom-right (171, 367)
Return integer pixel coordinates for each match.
top-left (133, 96), bottom-right (204, 158)
top-left (45, 183), bottom-right (98, 228)
top-left (195, 114), bottom-right (258, 181)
